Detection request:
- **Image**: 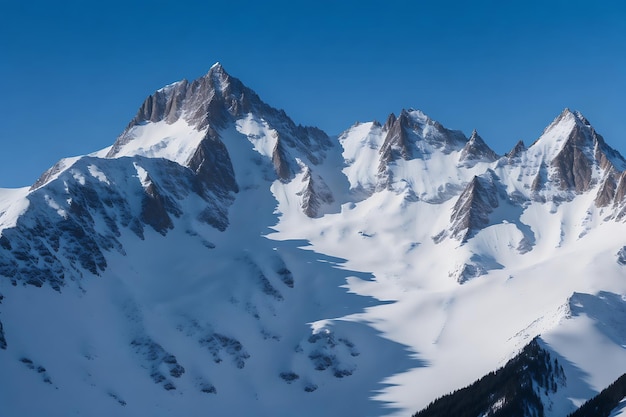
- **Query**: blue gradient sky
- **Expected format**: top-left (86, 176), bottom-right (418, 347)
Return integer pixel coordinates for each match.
top-left (1, 0), bottom-right (625, 187)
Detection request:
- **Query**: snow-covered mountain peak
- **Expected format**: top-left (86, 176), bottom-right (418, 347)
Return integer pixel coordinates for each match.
top-left (96, 64), bottom-right (332, 185)
top-left (396, 108), bottom-right (460, 142)
top-left (505, 139), bottom-right (526, 159)
top-left (34, 64), bottom-right (335, 221)
top-left (379, 108), bottom-right (467, 158)
top-left (401, 108), bottom-right (430, 124)
top-left (156, 79), bottom-right (188, 94)
top-left (531, 108), bottom-right (579, 152)
top-left (488, 108), bottom-right (626, 205)
top-left (209, 61), bottom-right (226, 74)
top-left (459, 129), bottom-right (498, 166)
top-left (105, 62), bottom-right (260, 158)
top-left (530, 108), bottom-right (603, 158)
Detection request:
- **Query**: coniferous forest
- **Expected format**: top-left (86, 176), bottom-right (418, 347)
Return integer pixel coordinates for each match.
top-left (567, 373), bottom-right (626, 417)
top-left (413, 338), bottom-right (565, 417)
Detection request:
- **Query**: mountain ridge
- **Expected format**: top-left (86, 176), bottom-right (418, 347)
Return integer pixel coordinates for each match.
top-left (1, 63), bottom-right (626, 417)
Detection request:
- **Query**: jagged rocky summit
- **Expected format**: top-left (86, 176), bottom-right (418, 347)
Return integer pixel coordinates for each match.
top-left (2, 64), bottom-right (626, 417)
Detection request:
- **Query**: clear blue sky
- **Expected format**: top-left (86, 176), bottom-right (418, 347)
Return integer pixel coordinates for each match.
top-left (1, 0), bottom-right (625, 187)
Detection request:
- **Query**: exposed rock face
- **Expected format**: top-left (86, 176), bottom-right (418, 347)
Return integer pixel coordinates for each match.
top-left (379, 111), bottom-right (414, 167)
top-left (505, 140), bottom-right (526, 159)
top-left (200, 332), bottom-right (250, 369)
top-left (298, 168), bottom-right (334, 218)
top-left (107, 63), bottom-right (333, 186)
top-left (382, 112), bottom-right (397, 131)
top-left (0, 178), bottom-right (112, 289)
top-left (140, 180), bottom-right (176, 235)
top-left (130, 337), bottom-right (186, 391)
top-left (597, 164), bottom-right (626, 210)
top-left (0, 156), bottom-right (232, 289)
top-left (459, 129), bottom-right (499, 166)
top-left (305, 329), bottom-right (358, 379)
top-left (527, 109), bottom-right (626, 202)
top-left (551, 123), bottom-right (595, 193)
top-left (188, 129), bottom-right (239, 197)
top-left (613, 173), bottom-right (626, 216)
top-left (19, 357), bottom-right (54, 385)
top-left (272, 138), bottom-right (294, 182)
top-left (595, 172), bottom-right (618, 208)
top-left (449, 254), bottom-right (504, 284)
top-left (449, 170), bottom-right (503, 242)
top-left (108, 63), bottom-right (251, 141)
top-left (530, 163), bottom-right (548, 194)
top-left (379, 109), bottom-right (467, 171)
top-left (377, 109), bottom-right (468, 191)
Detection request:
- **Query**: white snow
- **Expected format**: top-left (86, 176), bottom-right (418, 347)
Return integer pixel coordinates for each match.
top-left (0, 186), bottom-right (30, 233)
top-left (132, 162), bottom-right (150, 188)
top-left (267, 111), bottom-right (626, 415)
top-left (71, 169), bottom-right (86, 185)
top-left (87, 164), bottom-right (110, 185)
top-left (44, 194), bottom-right (67, 218)
top-left (107, 118), bottom-right (207, 166)
top-left (235, 113), bottom-right (279, 159)
top-left (339, 122), bottom-right (385, 192)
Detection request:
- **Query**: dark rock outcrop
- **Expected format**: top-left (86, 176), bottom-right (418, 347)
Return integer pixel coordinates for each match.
top-left (551, 122), bottom-right (595, 193)
top-left (379, 109), bottom-right (467, 172)
top-left (140, 180), bottom-right (175, 235)
top-left (449, 170), bottom-right (503, 242)
top-left (199, 333), bottom-right (250, 369)
top-left (506, 140), bottom-right (526, 159)
top-left (529, 110), bottom-right (626, 205)
top-left (450, 254), bottom-right (504, 284)
top-left (459, 129), bottom-right (499, 166)
top-left (306, 329), bottom-right (358, 378)
top-left (130, 337), bottom-right (185, 390)
top-left (413, 337), bottom-right (565, 417)
top-left (0, 156), bottom-right (234, 290)
top-left (377, 109), bottom-right (467, 190)
top-left (298, 168), bottom-right (334, 218)
top-left (272, 138), bottom-right (294, 182)
top-left (596, 172), bottom-right (619, 208)
top-left (107, 63), bottom-right (333, 186)
top-left (379, 111), bottom-right (413, 167)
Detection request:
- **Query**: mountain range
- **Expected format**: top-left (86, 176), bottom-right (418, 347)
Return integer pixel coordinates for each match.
top-left (1, 63), bottom-right (625, 417)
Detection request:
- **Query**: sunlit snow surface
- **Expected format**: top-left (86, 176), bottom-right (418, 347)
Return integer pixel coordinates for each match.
top-left (272, 185), bottom-right (626, 416)
top-left (0, 187), bottom-right (30, 233)
top-left (1, 108), bottom-right (626, 417)
top-left (106, 117), bottom-right (207, 165)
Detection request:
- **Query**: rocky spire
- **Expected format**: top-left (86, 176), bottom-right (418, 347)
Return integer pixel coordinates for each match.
top-left (528, 109), bottom-right (626, 196)
top-left (459, 129), bottom-right (499, 166)
top-left (382, 112), bottom-right (397, 131)
top-left (449, 170), bottom-right (502, 242)
top-left (379, 110), bottom-right (413, 170)
top-left (505, 140), bottom-right (526, 159)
